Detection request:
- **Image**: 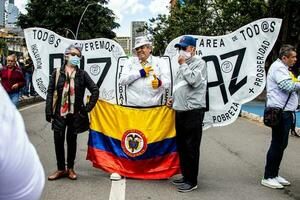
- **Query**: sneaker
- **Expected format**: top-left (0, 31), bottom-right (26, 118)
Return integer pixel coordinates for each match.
top-left (177, 183), bottom-right (198, 193)
top-left (291, 130), bottom-right (300, 137)
top-left (275, 176), bottom-right (291, 186)
top-left (172, 178), bottom-right (185, 186)
top-left (110, 172), bottom-right (122, 180)
top-left (261, 178), bottom-right (284, 189)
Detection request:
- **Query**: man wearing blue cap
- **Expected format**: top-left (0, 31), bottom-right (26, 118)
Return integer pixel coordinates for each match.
top-left (167, 35), bottom-right (207, 192)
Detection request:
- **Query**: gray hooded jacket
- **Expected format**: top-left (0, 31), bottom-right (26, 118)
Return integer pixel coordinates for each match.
top-left (172, 55), bottom-right (207, 111)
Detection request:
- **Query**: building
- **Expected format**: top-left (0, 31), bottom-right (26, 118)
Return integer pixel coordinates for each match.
top-left (115, 36), bottom-right (131, 55)
top-left (0, 28), bottom-right (25, 57)
top-left (6, 3), bottom-right (19, 28)
top-left (131, 21), bottom-right (147, 52)
top-left (0, 0), bottom-right (20, 28)
top-left (0, 0), bottom-right (5, 27)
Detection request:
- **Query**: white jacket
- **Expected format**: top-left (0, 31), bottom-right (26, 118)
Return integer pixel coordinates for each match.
top-left (119, 55), bottom-right (171, 107)
top-left (0, 85), bottom-right (45, 200)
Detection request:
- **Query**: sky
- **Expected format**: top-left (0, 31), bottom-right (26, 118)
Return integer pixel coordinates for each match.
top-left (14, 0), bottom-right (170, 37)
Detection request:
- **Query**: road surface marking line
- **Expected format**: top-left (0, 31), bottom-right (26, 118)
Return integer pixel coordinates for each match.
top-left (109, 178), bottom-right (126, 200)
top-left (19, 102), bottom-right (44, 112)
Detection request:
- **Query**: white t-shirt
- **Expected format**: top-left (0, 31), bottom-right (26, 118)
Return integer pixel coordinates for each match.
top-left (266, 59), bottom-right (298, 111)
top-left (0, 85), bottom-right (45, 200)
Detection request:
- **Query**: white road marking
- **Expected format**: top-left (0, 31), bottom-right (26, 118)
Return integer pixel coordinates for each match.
top-left (109, 178), bottom-right (126, 200)
top-left (19, 102), bottom-right (44, 112)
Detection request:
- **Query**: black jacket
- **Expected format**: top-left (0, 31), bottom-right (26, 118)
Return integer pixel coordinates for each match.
top-left (45, 66), bottom-right (99, 133)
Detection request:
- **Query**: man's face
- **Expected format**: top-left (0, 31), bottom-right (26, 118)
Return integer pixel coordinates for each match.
top-left (135, 45), bottom-right (151, 62)
top-left (7, 56), bottom-right (16, 68)
top-left (283, 51), bottom-right (297, 67)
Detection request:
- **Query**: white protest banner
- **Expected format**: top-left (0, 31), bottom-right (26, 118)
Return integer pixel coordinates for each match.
top-left (165, 18), bottom-right (282, 129)
top-left (24, 18), bottom-right (281, 129)
top-left (24, 27), bottom-right (125, 102)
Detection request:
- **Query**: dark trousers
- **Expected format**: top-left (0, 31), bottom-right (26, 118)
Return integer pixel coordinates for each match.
top-left (54, 117), bottom-right (78, 171)
top-left (175, 109), bottom-right (205, 186)
top-left (264, 112), bottom-right (293, 179)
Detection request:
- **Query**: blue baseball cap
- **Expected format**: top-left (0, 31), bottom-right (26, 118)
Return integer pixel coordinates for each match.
top-left (174, 36), bottom-right (197, 48)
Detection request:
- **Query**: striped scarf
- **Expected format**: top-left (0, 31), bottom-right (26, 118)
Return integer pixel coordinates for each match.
top-left (60, 70), bottom-right (76, 117)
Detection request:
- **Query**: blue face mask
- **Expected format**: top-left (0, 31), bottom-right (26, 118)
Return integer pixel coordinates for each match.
top-left (69, 55), bottom-right (80, 66)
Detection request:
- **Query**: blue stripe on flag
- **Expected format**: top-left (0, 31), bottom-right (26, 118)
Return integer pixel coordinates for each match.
top-left (88, 129), bottom-right (177, 161)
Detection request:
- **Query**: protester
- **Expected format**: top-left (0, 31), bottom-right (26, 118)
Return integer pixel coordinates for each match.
top-left (23, 56), bottom-right (35, 97)
top-left (0, 54), bottom-right (25, 107)
top-left (261, 44), bottom-right (298, 189)
top-left (166, 36), bottom-right (207, 192)
top-left (0, 84), bottom-right (45, 200)
top-left (116, 36), bottom-right (171, 181)
top-left (288, 66), bottom-right (300, 137)
top-left (119, 35), bottom-right (170, 107)
top-left (45, 44), bottom-right (99, 181)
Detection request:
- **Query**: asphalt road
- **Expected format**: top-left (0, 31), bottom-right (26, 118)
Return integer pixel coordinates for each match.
top-left (20, 102), bottom-right (300, 200)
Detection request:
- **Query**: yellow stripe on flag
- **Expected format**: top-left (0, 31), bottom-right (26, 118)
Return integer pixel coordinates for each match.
top-left (90, 100), bottom-right (176, 143)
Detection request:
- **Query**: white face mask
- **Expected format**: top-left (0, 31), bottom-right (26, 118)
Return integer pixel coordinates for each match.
top-left (179, 50), bottom-right (191, 59)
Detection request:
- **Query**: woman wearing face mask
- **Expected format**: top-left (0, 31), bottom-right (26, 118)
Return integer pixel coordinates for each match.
top-left (45, 44), bottom-right (99, 181)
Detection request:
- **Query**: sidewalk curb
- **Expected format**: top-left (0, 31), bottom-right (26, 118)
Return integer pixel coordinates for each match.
top-left (241, 110), bottom-right (300, 131)
top-left (240, 110), bottom-right (264, 124)
top-left (19, 96), bottom-right (44, 108)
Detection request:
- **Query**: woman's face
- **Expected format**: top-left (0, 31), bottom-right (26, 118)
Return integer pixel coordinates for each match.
top-left (66, 48), bottom-right (81, 60)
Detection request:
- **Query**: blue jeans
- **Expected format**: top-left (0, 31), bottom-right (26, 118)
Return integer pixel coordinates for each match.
top-left (23, 73), bottom-right (32, 96)
top-left (264, 111), bottom-right (293, 179)
top-left (8, 92), bottom-right (20, 108)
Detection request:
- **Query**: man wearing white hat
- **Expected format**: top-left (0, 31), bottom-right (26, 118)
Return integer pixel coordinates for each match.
top-left (119, 36), bottom-right (170, 107)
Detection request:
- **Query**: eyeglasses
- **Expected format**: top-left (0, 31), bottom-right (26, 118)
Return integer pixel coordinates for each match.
top-left (7, 60), bottom-right (15, 62)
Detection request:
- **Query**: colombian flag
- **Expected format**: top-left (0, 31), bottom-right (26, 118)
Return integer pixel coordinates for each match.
top-left (87, 100), bottom-right (180, 179)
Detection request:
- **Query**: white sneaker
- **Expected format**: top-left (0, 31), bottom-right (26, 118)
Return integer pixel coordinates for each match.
top-left (275, 176), bottom-right (291, 186)
top-left (110, 172), bottom-right (122, 180)
top-left (261, 178), bottom-right (284, 189)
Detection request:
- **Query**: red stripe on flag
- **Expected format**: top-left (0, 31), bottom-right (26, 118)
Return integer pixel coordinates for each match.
top-left (87, 146), bottom-right (181, 179)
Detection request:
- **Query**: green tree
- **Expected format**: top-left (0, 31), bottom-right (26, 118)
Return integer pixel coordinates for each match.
top-left (211, 0), bottom-right (268, 35)
top-left (147, 0), bottom-right (270, 55)
top-left (147, 1), bottom-right (214, 55)
top-left (17, 0), bottom-right (119, 39)
top-left (266, 0), bottom-right (300, 62)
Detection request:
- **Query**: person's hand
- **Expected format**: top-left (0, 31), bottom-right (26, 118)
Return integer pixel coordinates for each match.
top-left (166, 97), bottom-right (173, 108)
top-left (11, 83), bottom-right (18, 90)
top-left (139, 66), bottom-right (153, 77)
top-left (151, 74), bottom-right (162, 89)
top-left (46, 114), bottom-right (52, 123)
top-left (178, 55), bottom-right (186, 65)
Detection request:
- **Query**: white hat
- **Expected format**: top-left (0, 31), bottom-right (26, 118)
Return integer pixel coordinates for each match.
top-left (133, 36), bottom-right (152, 49)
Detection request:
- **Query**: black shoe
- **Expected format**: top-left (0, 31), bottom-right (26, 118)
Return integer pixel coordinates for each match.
top-left (172, 178), bottom-right (185, 186)
top-left (291, 130), bottom-right (300, 137)
top-left (177, 183), bottom-right (197, 193)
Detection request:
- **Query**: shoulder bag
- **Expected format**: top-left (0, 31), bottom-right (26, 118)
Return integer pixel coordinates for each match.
top-left (52, 68), bottom-right (60, 113)
top-left (263, 93), bottom-right (291, 127)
